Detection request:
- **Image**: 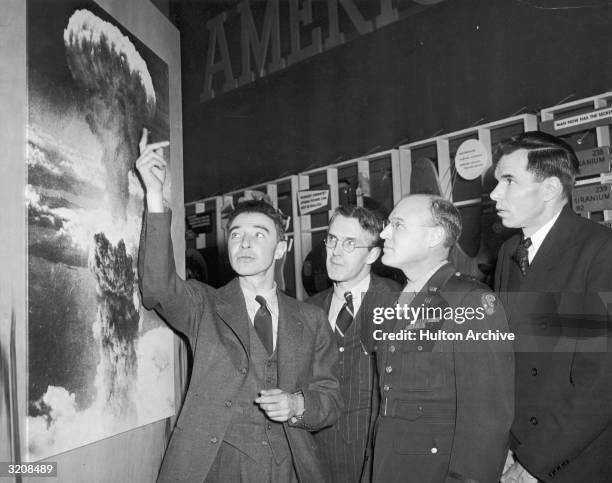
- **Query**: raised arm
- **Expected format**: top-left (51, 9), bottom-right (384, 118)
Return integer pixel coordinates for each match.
top-left (135, 128), bottom-right (206, 345)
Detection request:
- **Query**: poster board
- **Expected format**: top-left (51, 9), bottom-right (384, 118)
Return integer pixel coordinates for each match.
top-left (1, 0), bottom-right (184, 480)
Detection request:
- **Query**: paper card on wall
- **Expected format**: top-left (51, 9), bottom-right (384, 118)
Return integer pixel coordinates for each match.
top-left (572, 183), bottom-right (612, 215)
top-left (454, 139), bottom-right (489, 180)
top-left (541, 106), bottom-right (612, 136)
top-left (297, 186), bottom-right (331, 215)
top-left (187, 211), bottom-right (213, 234)
top-left (196, 233), bottom-right (207, 249)
top-left (576, 146), bottom-right (611, 177)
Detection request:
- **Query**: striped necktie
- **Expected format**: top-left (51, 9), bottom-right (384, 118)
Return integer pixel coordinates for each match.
top-left (335, 291), bottom-right (354, 337)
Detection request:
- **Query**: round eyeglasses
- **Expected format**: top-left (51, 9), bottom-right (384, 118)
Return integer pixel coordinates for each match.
top-left (324, 234), bottom-right (376, 253)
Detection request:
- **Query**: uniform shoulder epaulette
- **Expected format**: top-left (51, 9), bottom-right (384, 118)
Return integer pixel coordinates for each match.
top-left (452, 271), bottom-right (479, 282)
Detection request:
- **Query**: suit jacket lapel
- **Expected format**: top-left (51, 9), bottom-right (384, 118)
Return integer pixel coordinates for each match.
top-left (322, 290), bottom-right (333, 314)
top-left (276, 292), bottom-right (304, 389)
top-left (215, 278), bottom-right (251, 357)
top-left (521, 206), bottom-right (579, 290)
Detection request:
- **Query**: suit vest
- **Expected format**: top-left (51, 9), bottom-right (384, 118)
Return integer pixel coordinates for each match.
top-left (223, 321), bottom-right (291, 464)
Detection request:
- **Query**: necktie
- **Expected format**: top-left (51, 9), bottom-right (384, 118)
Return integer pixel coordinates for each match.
top-left (335, 291), bottom-right (354, 336)
top-left (513, 236), bottom-right (532, 276)
top-left (254, 295), bottom-right (273, 355)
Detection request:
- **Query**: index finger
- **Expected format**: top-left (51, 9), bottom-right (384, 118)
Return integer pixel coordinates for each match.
top-left (254, 394), bottom-right (283, 404)
top-left (146, 140), bottom-right (170, 153)
top-left (259, 388), bottom-right (283, 396)
top-left (139, 128), bottom-right (149, 154)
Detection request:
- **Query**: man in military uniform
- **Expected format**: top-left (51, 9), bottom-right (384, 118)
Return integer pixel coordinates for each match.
top-left (369, 194), bottom-right (514, 483)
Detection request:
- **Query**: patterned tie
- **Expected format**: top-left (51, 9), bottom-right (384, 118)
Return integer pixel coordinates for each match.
top-left (335, 291), bottom-right (354, 336)
top-left (254, 295), bottom-right (273, 355)
top-left (513, 236), bottom-right (532, 276)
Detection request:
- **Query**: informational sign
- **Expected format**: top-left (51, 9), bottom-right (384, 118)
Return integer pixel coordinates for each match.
top-left (541, 106), bottom-right (612, 135)
top-left (454, 139), bottom-right (489, 180)
top-left (297, 186), bottom-right (331, 216)
top-left (576, 146), bottom-right (611, 177)
top-left (572, 183), bottom-right (612, 215)
top-left (187, 211), bottom-right (213, 234)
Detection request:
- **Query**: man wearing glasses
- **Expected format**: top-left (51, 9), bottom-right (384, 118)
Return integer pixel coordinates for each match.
top-left (307, 205), bottom-right (400, 483)
top-left (369, 194), bottom-right (514, 483)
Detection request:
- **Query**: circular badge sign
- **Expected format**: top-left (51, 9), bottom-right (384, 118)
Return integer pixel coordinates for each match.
top-left (454, 139), bottom-right (489, 180)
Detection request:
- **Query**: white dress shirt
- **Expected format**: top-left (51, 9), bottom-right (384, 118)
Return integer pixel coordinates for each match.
top-left (526, 209), bottom-right (562, 264)
top-left (404, 261), bottom-right (448, 294)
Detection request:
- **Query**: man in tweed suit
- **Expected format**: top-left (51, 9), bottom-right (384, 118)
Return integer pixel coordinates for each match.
top-left (307, 205), bottom-right (400, 483)
top-left (135, 131), bottom-right (340, 483)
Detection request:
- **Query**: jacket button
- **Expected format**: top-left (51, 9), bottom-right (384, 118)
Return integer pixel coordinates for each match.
top-left (224, 400), bottom-right (232, 407)
top-left (530, 417), bottom-right (538, 426)
top-left (531, 368), bottom-right (538, 376)
top-left (385, 366), bottom-right (393, 373)
top-left (240, 367), bottom-right (247, 375)
top-left (383, 384), bottom-right (390, 392)
top-left (266, 361), bottom-right (272, 367)
top-left (430, 447), bottom-right (438, 454)
top-left (339, 347), bottom-right (345, 352)
top-left (389, 345), bottom-right (396, 353)
top-left (210, 437), bottom-right (218, 444)
top-left (261, 440), bottom-right (268, 446)
top-left (339, 360), bottom-right (344, 365)
top-left (267, 423), bottom-right (272, 430)
top-left (418, 406), bottom-right (423, 412)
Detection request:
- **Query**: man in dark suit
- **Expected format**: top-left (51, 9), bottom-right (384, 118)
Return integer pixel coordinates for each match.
top-left (369, 194), bottom-right (514, 483)
top-left (306, 205), bottom-right (400, 483)
top-left (492, 131), bottom-right (612, 483)
top-left (135, 131), bottom-right (340, 483)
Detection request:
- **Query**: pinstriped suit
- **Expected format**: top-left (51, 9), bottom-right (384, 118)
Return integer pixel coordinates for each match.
top-left (307, 274), bottom-right (400, 483)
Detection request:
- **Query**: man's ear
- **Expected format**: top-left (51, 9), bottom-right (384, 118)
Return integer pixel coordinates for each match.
top-left (541, 176), bottom-right (563, 201)
top-left (274, 239), bottom-right (288, 260)
top-left (366, 246), bottom-right (381, 265)
top-left (428, 225), bottom-right (446, 248)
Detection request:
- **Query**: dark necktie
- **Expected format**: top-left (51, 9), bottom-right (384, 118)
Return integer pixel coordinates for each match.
top-left (335, 291), bottom-right (354, 336)
top-left (513, 236), bottom-right (532, 276)
top-left (254, 295), bottom-right (273, 355)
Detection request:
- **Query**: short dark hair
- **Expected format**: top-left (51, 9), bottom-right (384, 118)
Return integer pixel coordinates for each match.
top-left (493, 131), bottom-right (579, 200)
top-left (226, 200), bottom-right (287, 240)
top-left (329, 205), bottom-right (384, 245)
top-left (429, 196), bottom-right (462, 248)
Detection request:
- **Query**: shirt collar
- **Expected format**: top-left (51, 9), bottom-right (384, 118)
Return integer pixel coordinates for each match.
top-left (241, 282), bottom-right (278, 315)
top-left (332, 273), bottom-right (371, 311)
top-left (525, 209), bottom-right (562, 260)
top-left (404, 261), bottom-right (447, 293)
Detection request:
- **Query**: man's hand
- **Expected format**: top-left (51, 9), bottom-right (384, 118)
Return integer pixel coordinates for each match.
top-left (135, 128), bottom-right (169, 213)
top-left (255, 389), bottom-right (304, 422)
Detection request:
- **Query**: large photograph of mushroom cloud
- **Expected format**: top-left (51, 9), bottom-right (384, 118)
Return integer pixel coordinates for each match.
top-left (26, 1), bottom-right (174, 460)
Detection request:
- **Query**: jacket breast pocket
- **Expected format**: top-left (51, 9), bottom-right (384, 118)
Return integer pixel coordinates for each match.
top-left (400, 352), bottom-right (451, 391)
